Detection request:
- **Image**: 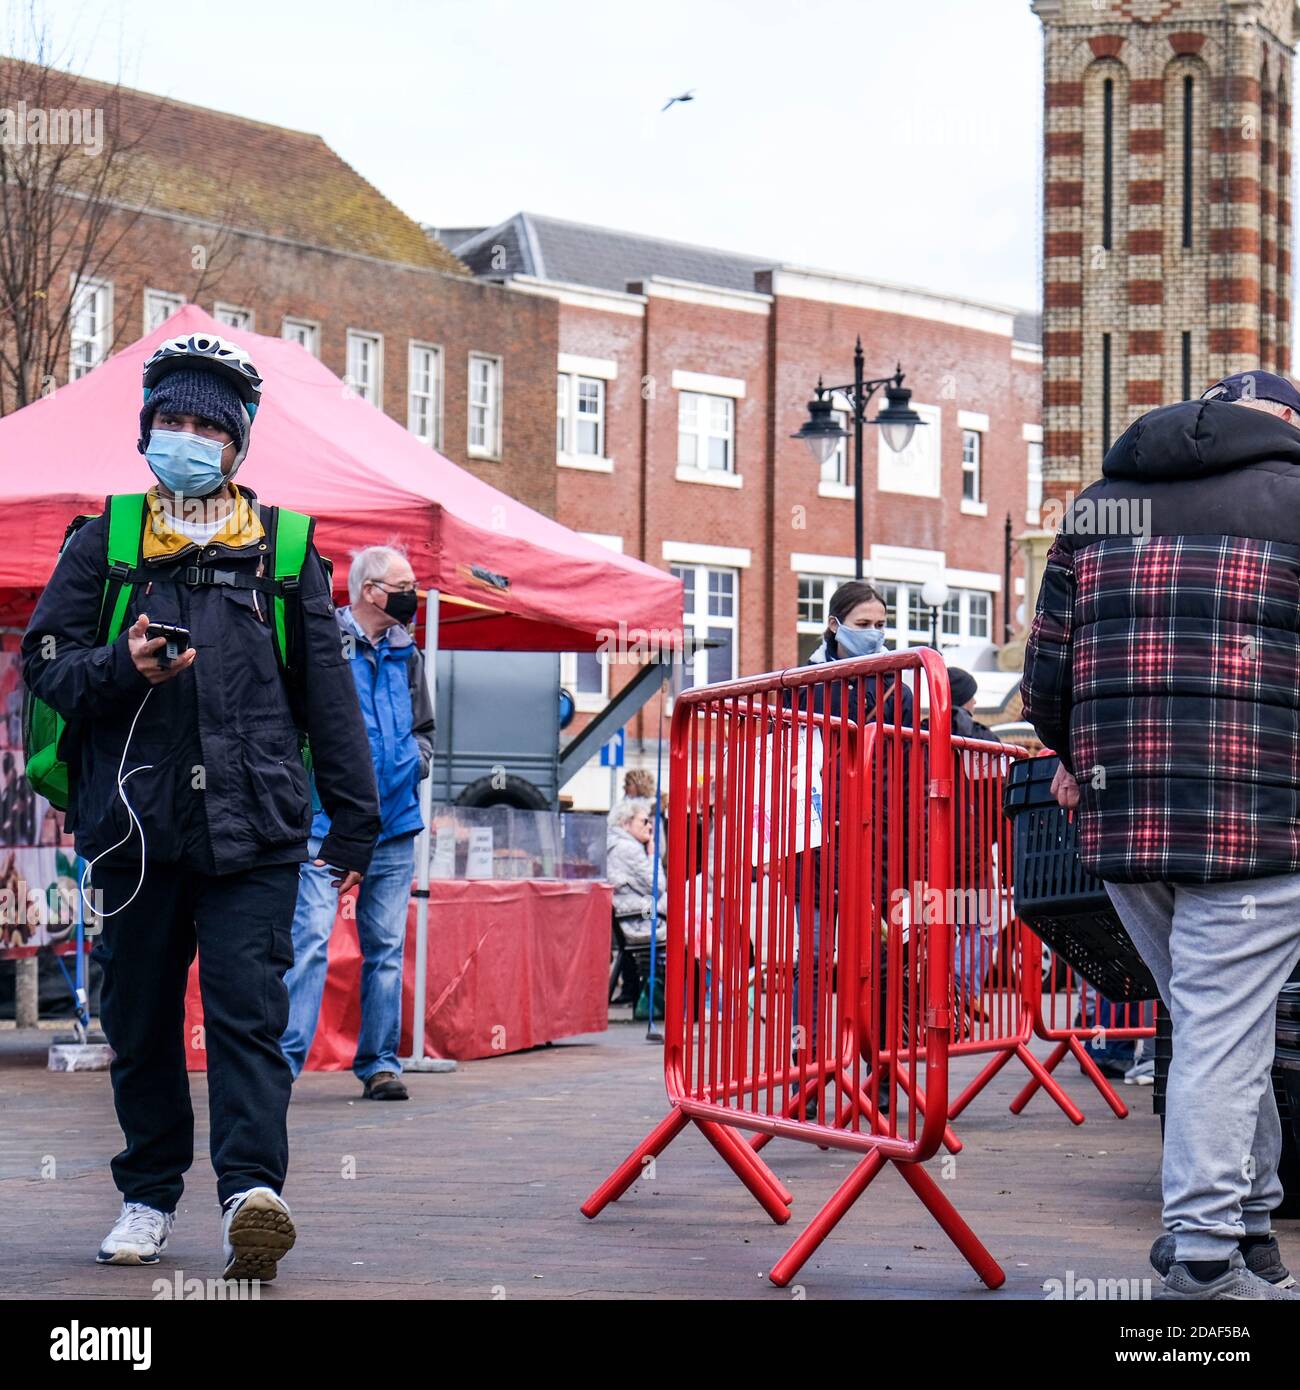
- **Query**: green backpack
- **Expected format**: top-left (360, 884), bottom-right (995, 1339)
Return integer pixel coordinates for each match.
top-left (23, 492), bottom-right (318, 811)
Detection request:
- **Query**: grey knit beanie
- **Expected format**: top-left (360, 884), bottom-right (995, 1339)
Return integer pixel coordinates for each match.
top-left (138, 366), bottom-right (251, 466)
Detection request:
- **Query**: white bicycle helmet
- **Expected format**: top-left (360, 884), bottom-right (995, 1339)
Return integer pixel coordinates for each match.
top-left (142, 332), bottom-right (263, 417)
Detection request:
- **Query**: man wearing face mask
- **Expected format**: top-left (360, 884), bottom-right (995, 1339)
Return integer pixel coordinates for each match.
top-left (21, 333), bottom-right (380, 1280)
top-left (280, 545), bottom-right (434, 1100)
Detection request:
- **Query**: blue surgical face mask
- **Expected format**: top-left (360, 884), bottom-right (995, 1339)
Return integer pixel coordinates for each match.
top-left (833, 622), bottom-right (886, 658)
top-left (145, 428), bottom-right (228, 498)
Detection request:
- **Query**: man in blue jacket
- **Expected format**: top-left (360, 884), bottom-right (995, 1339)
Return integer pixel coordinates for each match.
top-left (280, 545), bottom-right (434, 1099)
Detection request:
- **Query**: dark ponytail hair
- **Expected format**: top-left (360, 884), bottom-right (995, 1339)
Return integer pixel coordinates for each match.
top-left (825, 580), bottom-right (887, 655)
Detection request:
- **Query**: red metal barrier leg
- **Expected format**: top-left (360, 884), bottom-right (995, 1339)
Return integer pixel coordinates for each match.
top-left (715, 1121), bottom-right (795, 1206)
top-left (697, 1119), bottom-right (792, 1223)
top-left (1068, 1036), bottom-right (1129, 1118)
top-left (581, 1107), bottom-right (689, 1218)
top-left (768, 1149), bottom-right (889, 1287)
top-left (890, 1061), bottom-right (964, 1154)
top-left (1009, 1042), bottom-right (1085, 1124)
top-left (894, 1161), bottom-right (1006, 1290)
top-left (1008, 1038), bottom-right (1067, 1111)
top-left (947, 1045), bottom-right (1018, 1120)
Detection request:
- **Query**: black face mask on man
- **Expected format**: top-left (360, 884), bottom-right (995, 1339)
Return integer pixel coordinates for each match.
top-left (378, 586), bottom-right (418, 627)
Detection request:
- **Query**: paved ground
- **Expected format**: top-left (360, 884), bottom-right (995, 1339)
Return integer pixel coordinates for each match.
top-left (3, 1015), bottom-right (1286, 1301)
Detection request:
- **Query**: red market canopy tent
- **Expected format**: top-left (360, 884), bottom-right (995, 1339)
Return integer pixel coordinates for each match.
top-left (0, 304), bottom-right (683, 648)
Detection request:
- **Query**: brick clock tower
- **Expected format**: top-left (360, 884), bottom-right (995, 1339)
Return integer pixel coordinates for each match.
top-left (1032, 0), bottom-right (1299, 516)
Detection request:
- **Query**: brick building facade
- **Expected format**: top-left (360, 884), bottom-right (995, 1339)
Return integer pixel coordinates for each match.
top-left (0, 64), bottom-right (560, 516)
top-left (1033, 0), bottom-right (1298, 510)
top-left (6, 64), bottom-right (1044, 809)
top-left (443, 215), bottom-right (1042, 803)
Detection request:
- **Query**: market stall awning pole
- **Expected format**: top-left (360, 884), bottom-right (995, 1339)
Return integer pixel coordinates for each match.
top-left (401, 588), bottom-right (456, 1074)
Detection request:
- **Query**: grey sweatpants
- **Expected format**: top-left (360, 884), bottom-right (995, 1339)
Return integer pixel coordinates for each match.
top-left (1105, 875), bottom-right (1300, 1262)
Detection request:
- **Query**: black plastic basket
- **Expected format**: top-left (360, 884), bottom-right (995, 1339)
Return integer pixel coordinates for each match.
top-left (1003, 754), bottom-right (1160, 1003)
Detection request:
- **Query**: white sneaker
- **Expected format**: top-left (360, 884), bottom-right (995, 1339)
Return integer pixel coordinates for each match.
top-left (96, 1200), bottom-right (174, 1265)
top-left (1124, 1057), bottom-right (1156, 1085)
top-left (221, 1187), bottom-right (296, 1281)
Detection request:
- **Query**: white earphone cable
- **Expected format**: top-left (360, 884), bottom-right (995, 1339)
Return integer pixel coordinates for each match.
top-left (80, 686), bottom-right (154, 922)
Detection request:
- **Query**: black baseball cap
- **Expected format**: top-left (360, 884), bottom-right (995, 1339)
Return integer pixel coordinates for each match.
top-left (1201, 370), bottom-right (1300, 413)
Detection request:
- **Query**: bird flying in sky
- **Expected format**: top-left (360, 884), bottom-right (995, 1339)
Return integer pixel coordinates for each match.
top-left (661, 89), bottom-right (695, 111)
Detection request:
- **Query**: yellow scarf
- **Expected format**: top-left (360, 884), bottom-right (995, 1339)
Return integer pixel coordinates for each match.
top-left (143, 485), bottom-right (266, 561)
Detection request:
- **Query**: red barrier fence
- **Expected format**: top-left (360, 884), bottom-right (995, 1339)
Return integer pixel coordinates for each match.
top-left (1017, 946), bottom-right (1158, 1120)
top-left (931, 738), bottom-right (1141, 1128)
top-left (582, 650), bottom-right (1008, 1288)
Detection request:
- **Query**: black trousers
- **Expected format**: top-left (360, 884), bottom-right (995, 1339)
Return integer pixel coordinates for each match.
top-left (90, 859), bottom-right (300, 1210)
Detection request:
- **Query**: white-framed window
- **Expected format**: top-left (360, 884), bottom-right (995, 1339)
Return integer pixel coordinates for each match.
top-left (408, 341), bottom-right (443, 447)
top-left (935, 587), bottom-right (994, 645)
top-left (796, 573), bottom-right (846, 664)
top-left (872, 581), bottom-right (996, 649)
top-left (346, 330), bottom-right (383, 405)
top-left (941, 591), bottom-right (962, 638)
top-left (961, 428), bottom-right (982, 503)
top-left (69, 276), bottom-right (112, 380)
top-left (560, 649), bottom-right (608, 709)
top-left (821, 405), bottom-right (852, 488)
top-left (468, 352), bottom-right (502, 457)
top-left (677, 391), bottom-right (735, 473)
top-left (142, 288), bottom-right (182, 334)
top-left (214, 303), bottom-right (253, 331)
top-left (672, 563), bottom-right (737, 688)
top-left (282, 317), bottom-right (320, 356)
top-left (556, 372), bottom-right (605, 458)
top-left (878, 402), bottom-right (941, 497)
top-left (1027, 439), bottom-right (1043, 524)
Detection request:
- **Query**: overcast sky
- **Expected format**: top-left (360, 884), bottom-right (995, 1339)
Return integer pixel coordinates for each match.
top-left (31, 1), bottom-right (1047, 309)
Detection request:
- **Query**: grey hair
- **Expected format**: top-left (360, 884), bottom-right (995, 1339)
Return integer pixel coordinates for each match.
top-left (609, 797), bottom-right (651, 831)
top-left (349, 544), bottom-right (409, 605)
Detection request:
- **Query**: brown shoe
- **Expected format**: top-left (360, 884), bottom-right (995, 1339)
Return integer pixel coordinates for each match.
top-left (362, 1071), bottom-right (409, 1101)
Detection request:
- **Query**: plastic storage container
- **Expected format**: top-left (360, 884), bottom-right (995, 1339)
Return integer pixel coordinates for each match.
top-left (1002, 753), bottom-right (1159, 1002)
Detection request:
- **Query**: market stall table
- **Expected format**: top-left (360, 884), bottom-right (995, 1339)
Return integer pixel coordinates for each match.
top-left (183, 878), bottom-right (612, 1068)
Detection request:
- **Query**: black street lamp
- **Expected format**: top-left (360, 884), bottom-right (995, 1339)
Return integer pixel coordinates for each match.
top-left (792, 338), bottom-right (925, 579)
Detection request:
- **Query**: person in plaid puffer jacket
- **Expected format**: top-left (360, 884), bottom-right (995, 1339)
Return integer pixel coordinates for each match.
top-left (1021, 372), bottom-right (1300, 1302)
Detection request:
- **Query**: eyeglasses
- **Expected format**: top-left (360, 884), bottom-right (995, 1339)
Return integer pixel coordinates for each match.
top-left (369, 580), bottom-right (417, 594)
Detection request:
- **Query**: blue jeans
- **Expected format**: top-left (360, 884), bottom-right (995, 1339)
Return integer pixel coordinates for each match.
top-left (280, 833), bottom-right (417, 1081)
top-left (954, 921), bottom-right (992, 1002)
top-left (1081, 994), bottom-right (1153, 1067)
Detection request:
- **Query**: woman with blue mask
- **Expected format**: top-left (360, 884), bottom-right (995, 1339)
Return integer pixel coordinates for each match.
top-left (792, 580), bottom-right (915, 1119)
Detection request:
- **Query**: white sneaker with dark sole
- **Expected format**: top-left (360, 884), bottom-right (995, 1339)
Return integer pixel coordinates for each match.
top-left (221, 1187), bottom-right (296, 1281)
top-left (96, 1201), bottom-right (175, 1265)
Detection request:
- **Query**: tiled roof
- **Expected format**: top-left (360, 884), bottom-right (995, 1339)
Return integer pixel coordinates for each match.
top-left (449, 212), bottom-right (776, 294)
top-left (448, 214), bottom-right (1040, 337)
top-left (1, 59), bottom-right (465, 273)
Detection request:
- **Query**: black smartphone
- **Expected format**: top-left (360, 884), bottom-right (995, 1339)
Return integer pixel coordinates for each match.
top-left (145, 623), bottom-right (191, 665)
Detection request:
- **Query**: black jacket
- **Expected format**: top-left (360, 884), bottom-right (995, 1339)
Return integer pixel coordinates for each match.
top-left (1022, 398), bottom-right (1300, 882)
top-left (22, 493), bottom-right (380, 876)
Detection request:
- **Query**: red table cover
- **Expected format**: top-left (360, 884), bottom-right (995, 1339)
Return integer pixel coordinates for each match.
top-left (184, 878), bottom-right (611, 1069)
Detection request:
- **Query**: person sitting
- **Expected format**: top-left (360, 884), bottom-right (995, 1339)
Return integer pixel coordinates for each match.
top-left (607, 798), bottom-right (667, 1004)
